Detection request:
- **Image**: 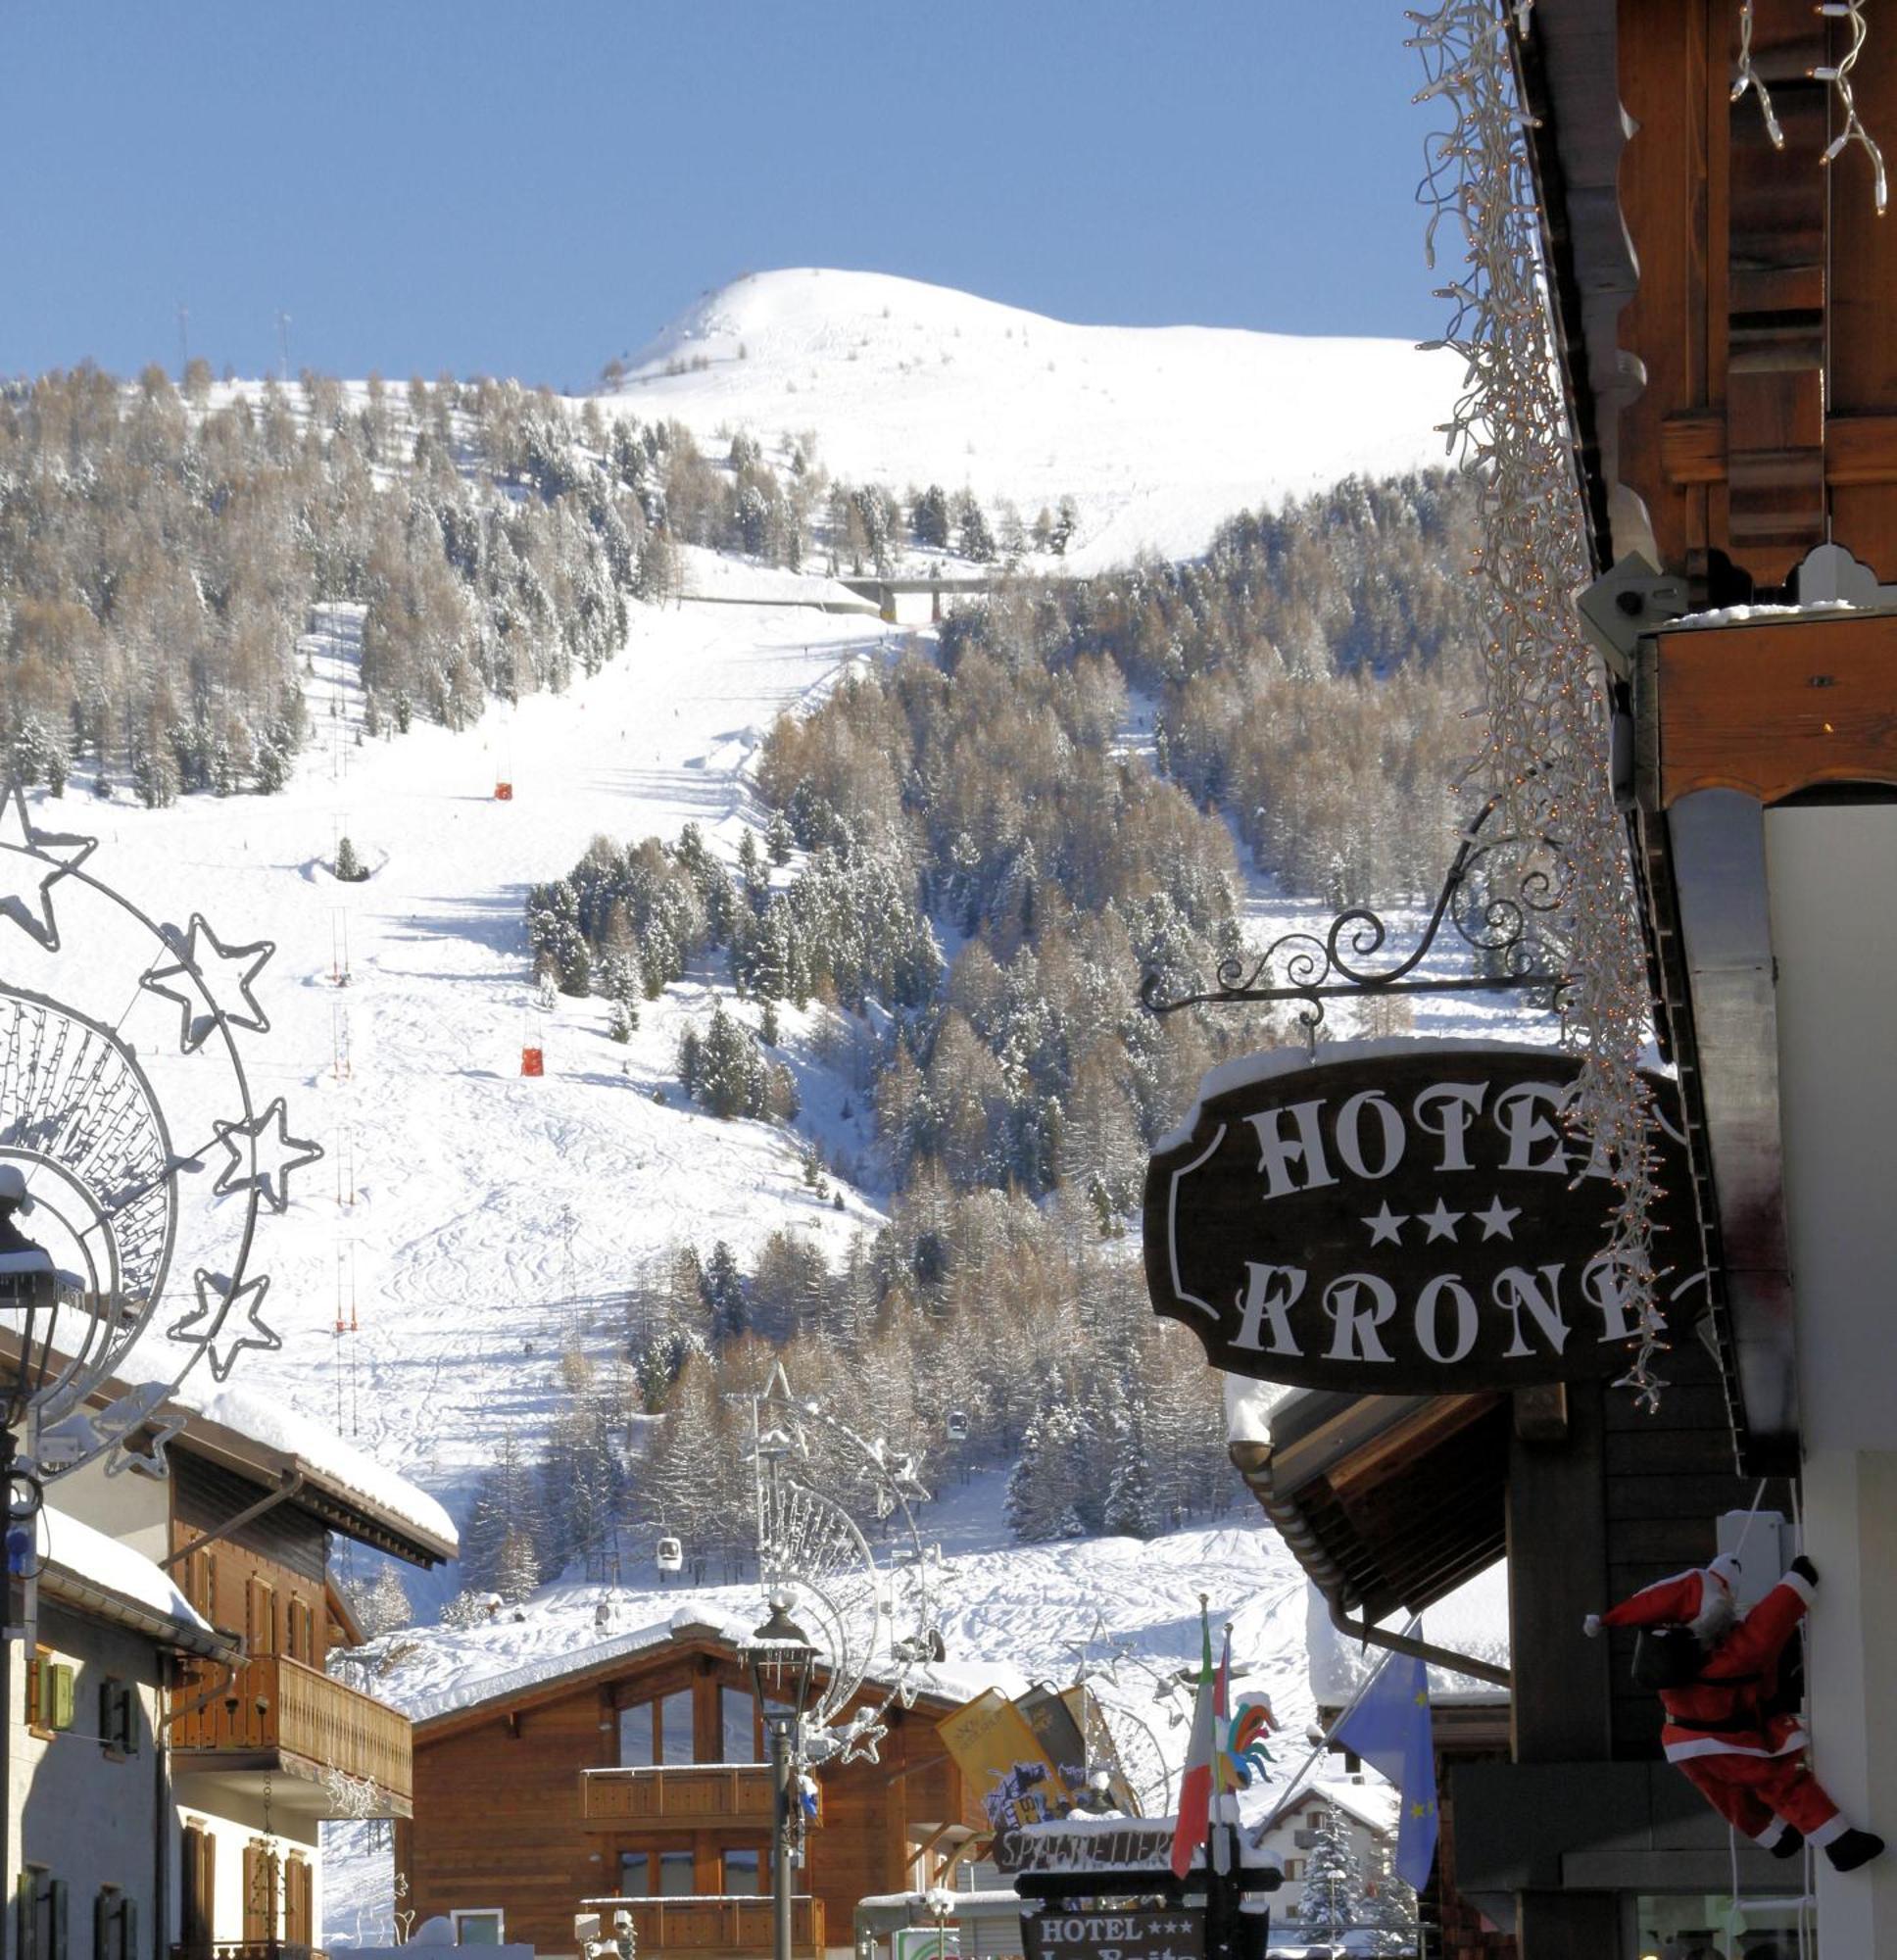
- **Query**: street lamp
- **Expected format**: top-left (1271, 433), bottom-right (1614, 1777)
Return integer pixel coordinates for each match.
top-left (744, 1592), bottom-right (816, 1960)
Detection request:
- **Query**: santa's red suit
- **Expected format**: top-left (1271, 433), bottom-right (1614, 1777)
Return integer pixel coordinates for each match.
top-left (1585, 1552), bottom-right (1881, 1869)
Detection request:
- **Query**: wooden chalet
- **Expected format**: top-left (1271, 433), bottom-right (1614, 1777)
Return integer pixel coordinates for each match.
top-left (1205, 3), bottom-right (1897, 1955)
top-left (53, 1387), bottom-right (456, 1960)
top-left (400, 1617), bottom-right (982, 1959)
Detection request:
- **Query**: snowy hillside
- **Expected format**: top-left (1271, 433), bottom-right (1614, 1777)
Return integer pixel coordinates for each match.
top-left (601, 270), bottom-right (1463, 570)
top-left (16, 598), bottom-right (900, 1556)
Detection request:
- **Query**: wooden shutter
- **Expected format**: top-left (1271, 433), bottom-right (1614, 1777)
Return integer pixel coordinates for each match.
top-left (48, 1666), bottom-right (73, 1732)
top-left (17, 1872), bottom-right (36, 1960)
top-left (50, 1880), bottom-right (67, 1960)
top-left (285, 1857), bottom-right (312, 1946)
top-left (181, 1828), bottom-right (210, 1956)
top-left (242, 1843), bottom-right (276, 1943)
top-left (120, 1899), bottom-right (136, 1960)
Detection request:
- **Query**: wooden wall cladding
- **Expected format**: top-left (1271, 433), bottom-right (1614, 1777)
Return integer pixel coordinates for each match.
top-left (1642, 612), bottom-right (1897, 806)
top-left (1614, 0), bottom-right (1897, 588)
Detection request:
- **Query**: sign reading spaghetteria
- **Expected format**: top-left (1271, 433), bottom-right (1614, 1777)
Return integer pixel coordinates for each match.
top-left (1143, 1044), bottom-right (1700, 1393)
top-left (1027, 1909), bottom-right (1205, 1960)
top-left (994, 1823), bottom-right (1188, 1876)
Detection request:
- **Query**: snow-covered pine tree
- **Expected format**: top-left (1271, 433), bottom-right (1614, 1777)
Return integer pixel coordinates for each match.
top-left (1354, 1838), bottom-right (1421, 1955)
top-left (1292, 1799), bottom-right (1368, 1947)
top-left (461, 1432), bottom-right (544, 1600)
top-left (344, 1562), bottom-right (413, 1640)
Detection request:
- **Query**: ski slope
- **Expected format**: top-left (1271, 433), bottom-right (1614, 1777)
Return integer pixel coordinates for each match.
top-left (12, 593), bottom-right (906, 1557)
top-left (602, 270), bottom-right (1464, 571)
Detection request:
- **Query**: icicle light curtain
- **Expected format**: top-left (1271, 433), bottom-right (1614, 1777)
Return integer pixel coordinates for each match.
top-left (1407, 2), bottom-right (1671, 1405)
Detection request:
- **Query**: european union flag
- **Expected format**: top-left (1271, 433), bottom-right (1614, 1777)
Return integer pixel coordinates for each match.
top-left (1332, 1642), bottom-right (1437, 1892)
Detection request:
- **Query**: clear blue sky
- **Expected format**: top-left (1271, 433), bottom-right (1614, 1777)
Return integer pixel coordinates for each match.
top-left (4, 3), bottom-right (1444, 389)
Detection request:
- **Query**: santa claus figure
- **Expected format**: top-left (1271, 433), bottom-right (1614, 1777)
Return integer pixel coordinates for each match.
top-left (1583, 1551), bottom-right (1882, 1870)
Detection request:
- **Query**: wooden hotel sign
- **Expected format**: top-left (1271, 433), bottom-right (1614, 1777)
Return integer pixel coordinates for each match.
top-left (1143, 1045), bottom-right (1701, 1394)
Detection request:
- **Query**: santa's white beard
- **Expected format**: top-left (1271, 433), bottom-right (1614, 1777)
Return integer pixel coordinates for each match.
top-left (1693, 1586), bottom-right (1737, 1647)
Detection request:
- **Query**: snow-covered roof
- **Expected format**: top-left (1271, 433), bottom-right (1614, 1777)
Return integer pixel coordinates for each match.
top-left (408, 1615), bottom-right (680, 1725)
top-left (1305, 1571), bottom-right (1509, 1709)
top-left (38, 1505), bottom-right (237, 1659)
top-left (184, 1383), bottom-right (458, 1556)
top-left (407, 1597), bottom-right (1015, 1729)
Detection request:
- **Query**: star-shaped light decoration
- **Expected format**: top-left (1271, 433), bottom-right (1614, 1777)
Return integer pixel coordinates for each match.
top-left (1474, 1195), bottom-right (1521, 1241)
top-left (0, 783), bottom-right (98, 955)
top-left (139, 912), bottom-right (274, 1054)
top-left (210, 1099), bottom-right (323, 1213)
top-left (1062, 1606), bottom-right (1137, 1688)
top-left (169, 1268), bottom-right (279, 1380)
top-left (1361, 1201), bottom-right (1407, 1248)
top-left (1417, 1198), bottom-right (1464, 1244)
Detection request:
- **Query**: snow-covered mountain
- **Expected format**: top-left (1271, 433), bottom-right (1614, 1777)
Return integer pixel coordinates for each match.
top-left (7, 268), bottom-right (1510, 1936)
top-left (601, 269), bottom-right (1462, 570)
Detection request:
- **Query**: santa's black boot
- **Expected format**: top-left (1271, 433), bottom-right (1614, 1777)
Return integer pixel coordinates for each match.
top-left (1825, 1828), bottom-right (1886, 1873)
top-left (1770, 1826), bottom-right (1805, 1861)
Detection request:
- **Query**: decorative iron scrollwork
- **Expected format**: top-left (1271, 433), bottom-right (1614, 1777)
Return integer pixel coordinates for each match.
top-left (1140, 794), bottom-right (1567, 1032)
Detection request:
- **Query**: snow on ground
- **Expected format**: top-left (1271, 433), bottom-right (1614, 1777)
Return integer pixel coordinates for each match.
top-left (14, 596), bottom-right (902, 1583)
top-left (602, 270), bottom-right (1463, 573)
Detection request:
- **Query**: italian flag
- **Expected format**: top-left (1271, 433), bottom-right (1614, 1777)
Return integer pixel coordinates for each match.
top-left (1169, 1605), bottom-right (1220, 1879)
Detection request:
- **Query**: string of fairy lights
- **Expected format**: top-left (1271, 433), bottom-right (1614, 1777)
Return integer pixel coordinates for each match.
top-left (1733, 0), bottom-right (1887, 214)
top-left (1408, 2), bottom-right (1671, 1405)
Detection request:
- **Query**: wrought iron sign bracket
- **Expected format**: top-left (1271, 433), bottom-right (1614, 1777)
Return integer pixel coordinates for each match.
top-left (1139, 794), bottom-right (1567, 1034)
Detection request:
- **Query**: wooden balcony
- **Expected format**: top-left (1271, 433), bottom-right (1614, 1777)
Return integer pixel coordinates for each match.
top-left (580, 1895), bottom-right (822, 1957)
top-left (581, 1763), bottom-right (777, 1830)
top-left (171, 1654), bottom-right (412, 1815)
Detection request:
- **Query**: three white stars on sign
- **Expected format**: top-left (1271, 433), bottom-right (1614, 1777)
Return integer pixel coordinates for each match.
top-left (1360, 1195), bottom-right (1521, 1248)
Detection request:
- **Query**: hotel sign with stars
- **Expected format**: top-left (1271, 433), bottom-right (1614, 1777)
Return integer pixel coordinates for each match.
top-left (1029, 1912), bottom-right (1204, 1960)
top-left (1143, 1045), bottom-right (1702, 1394)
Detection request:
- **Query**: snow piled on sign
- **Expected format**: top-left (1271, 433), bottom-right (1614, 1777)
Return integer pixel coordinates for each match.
top-left (603, 269), bottom-right (1462, 572)
top-left (40, 1505), bottom-right (209, 1631)
top-left (187, 1384), bottom-right (458, 1550)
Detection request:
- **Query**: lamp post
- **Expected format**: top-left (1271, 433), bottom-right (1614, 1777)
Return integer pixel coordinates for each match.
top-left (744, 1593), bottom-right (816, 1960)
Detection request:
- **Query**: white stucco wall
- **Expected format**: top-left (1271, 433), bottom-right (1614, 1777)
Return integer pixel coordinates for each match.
top-left (1765, 802), bottom-right (1897, 1949)
top-left (173, 1780), bottom-right (322, 1946)
top-left (50, 1459), bottom-right (170, 1571)
top-left (9, 1601), bottom-right (168, 1951)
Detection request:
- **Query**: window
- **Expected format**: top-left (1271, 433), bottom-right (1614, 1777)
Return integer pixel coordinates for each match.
top-left (241, 1842), bottom-right (279, 1943)
top-left (657, 1851), bottom-right (694, 1897)
top-left (93, 1889), bottom-right (136, 1960)
top-left (721, 1848), bottom-right (761, 1896)
top-left (720, 1686), bottom-right (759, 1764)
top-left (617, 1703), bottom-right (654, 1768)
top-left (451, 1910), bottom-right (506, 1946)
top-left (98, 1679), bottom-right (138, 1757)
top-left (659, 1690), bottom-right (694, 1765)
top-left (16, 1870), bottom-right (67, 1960)
top-left (25, 1654), bottom-right (73, 1736)
top-left (617, 1852), bottom-right (650, 1897)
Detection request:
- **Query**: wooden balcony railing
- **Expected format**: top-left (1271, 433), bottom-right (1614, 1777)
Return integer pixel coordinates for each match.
top-left (171, 1654), bottom-right (412, 1808)
top-left (580, 1895), bottom-right (822, 1957)
top-left (581, 1764), bottom-right (777, 1830)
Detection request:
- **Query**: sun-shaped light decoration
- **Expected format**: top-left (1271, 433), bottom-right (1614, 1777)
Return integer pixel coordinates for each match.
top-left (0, 782), bottom-right (319, 1481)
top-left (749, 1362), bottom-right (945, 1769)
